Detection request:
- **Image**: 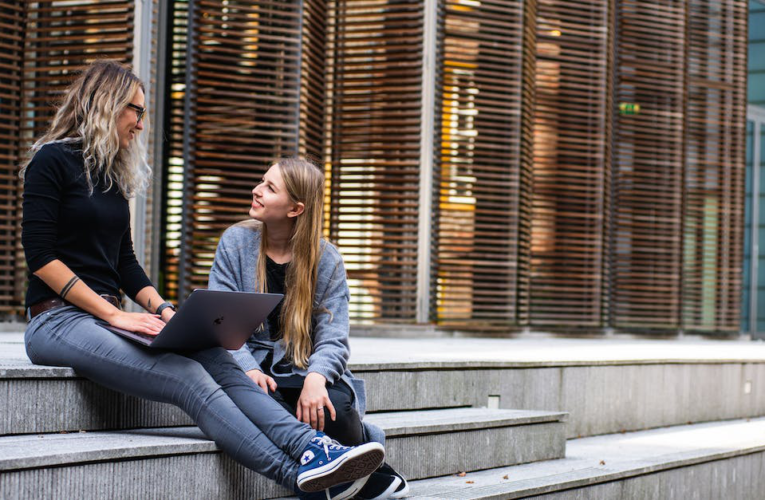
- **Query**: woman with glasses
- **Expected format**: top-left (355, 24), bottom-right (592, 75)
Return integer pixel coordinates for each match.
top-left (208, 157), bottom-right (409, 499)
top-left (21, 60), bottom-right (384, 499)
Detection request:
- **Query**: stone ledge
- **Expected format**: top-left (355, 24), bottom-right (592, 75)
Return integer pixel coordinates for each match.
top-left (5, 336), bottom-right (765, 379)
top-left (401, 416), bottom-right (765, 499)
top-left (0, 408), bottom-right (566, 473)
top-left (365, 408), bottom-right (567, 437)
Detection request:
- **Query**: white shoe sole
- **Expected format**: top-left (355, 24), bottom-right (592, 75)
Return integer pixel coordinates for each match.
top-left (331, 476), bottom-right (371, 500)
top-left (365, 476), bottom-right (402, 500)
top-left (389, 479), bottom-right (409, 499)
top-left (297, 442), bottom-right (385, 492)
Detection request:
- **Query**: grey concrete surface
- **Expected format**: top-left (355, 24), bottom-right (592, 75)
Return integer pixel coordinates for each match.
top-left (4, 334), bottom-right (765, 437)
top-left (0, 408), bottom-right (565, 479)
top-left (401, 416), bottom-right (765, 499)
top-left (364, 408), bottom-right (567, 437)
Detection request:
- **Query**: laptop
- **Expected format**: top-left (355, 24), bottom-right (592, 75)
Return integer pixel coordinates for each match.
top-left (99, 289), bottom-right (283, 350)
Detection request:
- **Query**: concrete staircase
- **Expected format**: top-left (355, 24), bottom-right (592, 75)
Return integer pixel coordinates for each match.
top-left (2, 333), bottom-right (765, 498)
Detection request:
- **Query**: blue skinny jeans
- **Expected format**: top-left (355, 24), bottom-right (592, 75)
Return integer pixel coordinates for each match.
top-left (24, 306), bottom-right (316, 490)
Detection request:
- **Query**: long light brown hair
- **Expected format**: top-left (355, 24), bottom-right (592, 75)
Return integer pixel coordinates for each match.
top-left (257, 157), bottom-right (325, 369)
top-left (19, 60), bottom-right (149, 197)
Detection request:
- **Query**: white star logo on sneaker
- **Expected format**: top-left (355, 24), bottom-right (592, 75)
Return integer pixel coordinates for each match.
top-left (300, 450), bottom-right (315, 465)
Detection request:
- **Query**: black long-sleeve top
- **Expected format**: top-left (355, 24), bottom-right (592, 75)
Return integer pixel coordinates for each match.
top-left (21, 141), bottom-right (152, 308)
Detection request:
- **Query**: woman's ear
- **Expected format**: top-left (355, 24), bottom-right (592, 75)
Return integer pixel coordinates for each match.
top-left (288, 202), bottom-right (305, 218)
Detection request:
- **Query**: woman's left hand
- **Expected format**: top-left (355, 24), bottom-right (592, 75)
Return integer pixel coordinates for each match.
top-left (297, 372), bottom-right (336, 431)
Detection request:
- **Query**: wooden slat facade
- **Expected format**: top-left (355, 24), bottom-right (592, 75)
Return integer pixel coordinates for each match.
top-left (0, 0), bottom-right (750, 335)
top-left (611, 0), bottom-right (687, 330)
top-left (326, 0), bottom-right (424, 322)
top-left (0, 0), bottom-right (134, 314)
top-left (159, 0), bottom-right (189, 302)
top-left (0, 1), bottom-right (24, 312)
top-left (174, 0), bottom-right (318, 297)
top-left (530, 0), bottom-right (611, 328)
top-left (435, 0), bottom-right (531, 328)
top-left (681, 0), bottom-right (747, 332)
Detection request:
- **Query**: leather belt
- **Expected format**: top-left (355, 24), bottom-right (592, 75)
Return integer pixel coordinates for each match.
top-left (27, 295), bottom-right (121, 321)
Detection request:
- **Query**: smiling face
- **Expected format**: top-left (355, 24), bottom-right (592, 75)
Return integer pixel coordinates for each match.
top-left (116, 88), bottom-right (145, 150)
top-left (250, 164), bottom-right (305, 225)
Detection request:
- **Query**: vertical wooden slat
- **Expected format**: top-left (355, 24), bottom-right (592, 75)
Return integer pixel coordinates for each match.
top-left (0, 1), bottom-right (24, 312)
top-left (529, 0), bottom-right (610, 328)
top-left (177, 0), bottom-right (305, 296)
top-left (681, 0), bottom-right (747, 333)
top-left (298, 0), bottom-right (327, 158)
top-left (13, 0), bottom-right (134, 313)
top-left (326, 0), bottom-right (424, 322)
top-left (160, 0), bottom-right (190, 302)
top-left (434, 0), bottom-right (529, 328)
top-left (611, 0), bottom-right (686, 330)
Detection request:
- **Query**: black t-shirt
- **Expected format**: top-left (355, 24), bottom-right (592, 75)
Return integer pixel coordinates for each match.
top-left (21, 141), bottom-right (152, 308)
top-left (265, 255), bottom-right (288, 340)
top-left (262, 256), bottom-right (300, 378)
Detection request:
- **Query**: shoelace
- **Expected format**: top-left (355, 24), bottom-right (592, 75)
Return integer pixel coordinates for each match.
top-left (313, 434), bottom-right (349, 461)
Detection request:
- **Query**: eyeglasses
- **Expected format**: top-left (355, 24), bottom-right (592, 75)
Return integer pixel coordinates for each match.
top-left (127, 103), bottom-right (146, 123)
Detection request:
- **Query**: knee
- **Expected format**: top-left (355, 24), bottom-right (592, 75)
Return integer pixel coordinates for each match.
top-left (330, 400), bottom-right (358, 424)
top-left (191, 348), bottom-right (240, 374)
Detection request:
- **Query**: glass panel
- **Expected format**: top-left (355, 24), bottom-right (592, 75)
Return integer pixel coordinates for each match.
top-left (742, 121), bottom-right (753, 332)
top-left (757, 126), bottom-right (765, 332)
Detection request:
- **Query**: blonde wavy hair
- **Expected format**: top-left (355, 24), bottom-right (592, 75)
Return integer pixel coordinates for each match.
top-left (20, 59), bottom-right (150, 197)
top-left (257, 157), bottom-right (326, 369)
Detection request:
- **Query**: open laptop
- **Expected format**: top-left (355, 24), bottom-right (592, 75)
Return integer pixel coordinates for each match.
top-left (99, 289), bottom-right (283, 350)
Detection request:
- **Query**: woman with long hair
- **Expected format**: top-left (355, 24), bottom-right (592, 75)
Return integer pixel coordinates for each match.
top-left (209, 157), bottom-right (409, 499)
top-left (21, 60), bottom-right (384, 500)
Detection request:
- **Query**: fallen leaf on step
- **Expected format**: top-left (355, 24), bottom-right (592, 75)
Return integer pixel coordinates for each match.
top-left (466, 481), bottom-right (474, 484)
top-left (599, 460), bottom-right (606, 466)
top-left (503, 475), bottom-right (509, 480)
top-left (456, 472), bottom-right (467, 477)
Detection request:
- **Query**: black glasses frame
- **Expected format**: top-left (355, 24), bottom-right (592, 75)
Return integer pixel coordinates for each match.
top-left (127, 103), bottom-right (146, 122)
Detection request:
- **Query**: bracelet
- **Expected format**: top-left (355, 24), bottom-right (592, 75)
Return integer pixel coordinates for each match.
top-left (155, 301), bottom-right (176, 316)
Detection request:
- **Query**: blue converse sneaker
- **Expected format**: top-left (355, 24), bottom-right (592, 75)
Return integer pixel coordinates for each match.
top-left (297, 477), bottom-right (370, 500)
top-left (296, 432), bottom-right (384, 492)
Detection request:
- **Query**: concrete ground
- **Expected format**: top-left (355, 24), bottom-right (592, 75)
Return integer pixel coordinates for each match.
top-left (3, 328), bottom-right (765, 368)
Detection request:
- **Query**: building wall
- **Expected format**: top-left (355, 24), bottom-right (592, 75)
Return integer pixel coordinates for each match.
top-left (0, 0), bottom-right (750, 336)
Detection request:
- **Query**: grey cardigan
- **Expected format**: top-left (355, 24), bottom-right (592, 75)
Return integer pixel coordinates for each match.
top-left (208, 220), bottom-right (384, 444)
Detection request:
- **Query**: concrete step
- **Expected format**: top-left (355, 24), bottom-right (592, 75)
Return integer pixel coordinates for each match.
top-left (0, 408), bottom-right (567, 500)
top-left (5, 333), bottom-right (765, 438)
top-left (398, 416), bottom-right (765, 499)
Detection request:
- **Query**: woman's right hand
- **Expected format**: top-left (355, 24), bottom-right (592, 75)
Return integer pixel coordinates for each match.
top-left (246, 369), bottom-right (277, 393)
top-left (107, 310), bottom-right (166, 336)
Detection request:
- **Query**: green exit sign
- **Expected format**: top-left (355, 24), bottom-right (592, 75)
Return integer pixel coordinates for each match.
top-left (619, 102), bottom-right (641, 115)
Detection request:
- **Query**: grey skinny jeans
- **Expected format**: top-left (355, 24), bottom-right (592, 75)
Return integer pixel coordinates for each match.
top-left (24, 305), bottom-right (315, 490)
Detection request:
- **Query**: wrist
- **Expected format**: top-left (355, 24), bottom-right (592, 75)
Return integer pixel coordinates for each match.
top-left (159, 308), bottom-right (175, 323)
top-left (154, 301), bottom-right (176, 316)
top-left (102, 307), bottom-right (122, 323)
top-left (306, 372), bottom-right (327, 385)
